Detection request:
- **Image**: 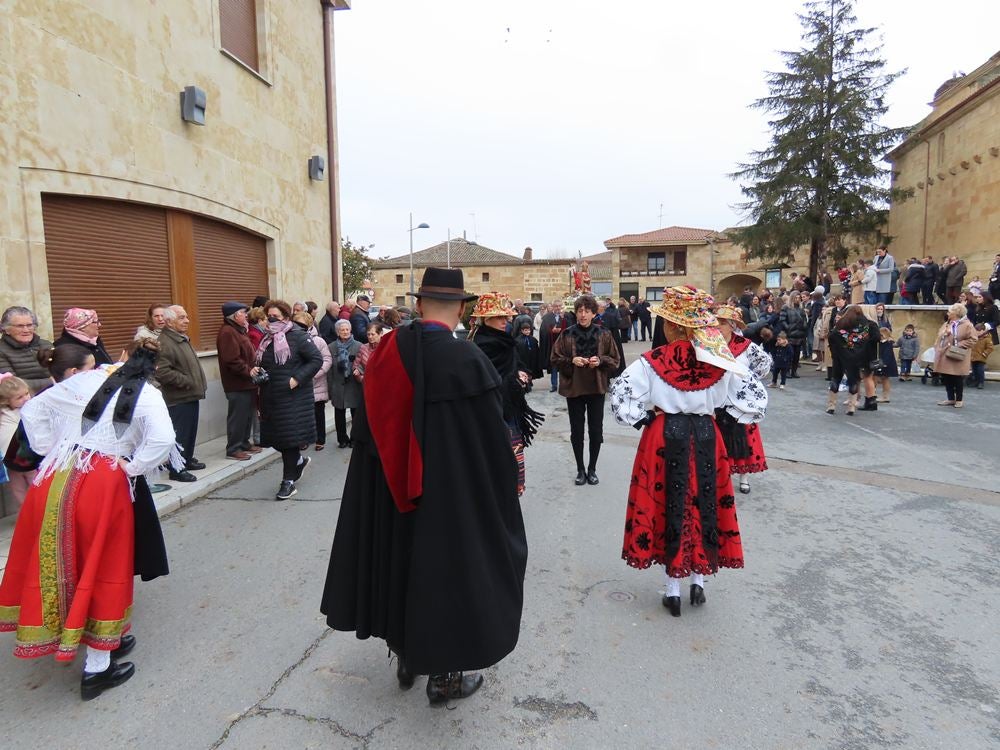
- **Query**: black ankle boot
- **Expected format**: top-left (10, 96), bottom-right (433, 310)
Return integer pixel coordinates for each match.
top-left (586, 469), bottom-right (599, 485)
top-left (574, 469), bottom-right (587, 485)
top-left (396, 655), bottom-right (415, 690)
top-left (661, 595), bottom-right (681, 617)
top-left (690, 584), bottom-right (706, 606)
top-left (426, 672), bottom-right (483, 705)
top-left (81, 660), bottom-right (135, 701)
top-left (861, 396), bottom-right (878, 411)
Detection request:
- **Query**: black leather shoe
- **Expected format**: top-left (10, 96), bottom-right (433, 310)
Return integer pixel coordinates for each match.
top-left (690, 584), bottom-right (706, 606)
top-left (81, 660), bottom-right (135, 701)
top-left (662, 595), bottom-right (681, 617)
top-left (426, 672), bottom-right (484, 705)
top-left (168, 470), bottom-right (197, 482)
top-left (574, 470), bottom-right (587, 486)
top-left (396, 656), bottom-right (415, 690)
top-left (586, 470), bottom-right (599, 485)
top-left (185, 460), bottom-right (206, 470)
top-left (112, 634), bottom-right (136, 660)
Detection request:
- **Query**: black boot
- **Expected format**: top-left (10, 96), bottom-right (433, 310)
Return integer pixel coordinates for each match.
top-left (661, 595), bottom-right (681, 617)
top-left (426, 672), bottom-right (484, 705)
top-left (81, 660), bottom-right (135, 701)
top-left (396, 655), bottom-right (415, 690)
top-left (861, 396), bottom-right (878, 411)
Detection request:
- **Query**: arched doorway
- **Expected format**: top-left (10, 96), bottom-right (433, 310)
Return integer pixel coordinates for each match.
top-left (716, 273), bottom-right (763, 301)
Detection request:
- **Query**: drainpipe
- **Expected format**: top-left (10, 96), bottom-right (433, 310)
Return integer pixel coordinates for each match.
top-left (321, 1), bottom-right (350, 301)
top-left (921, 139), bottom-right (930, 257)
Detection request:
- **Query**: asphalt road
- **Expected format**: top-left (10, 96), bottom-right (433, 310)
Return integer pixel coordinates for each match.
top-left (1, 342), bottom-right (998, 749)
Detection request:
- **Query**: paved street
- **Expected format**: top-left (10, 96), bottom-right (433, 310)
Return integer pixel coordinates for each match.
top-left (2, 341), bottom-right (999, 749)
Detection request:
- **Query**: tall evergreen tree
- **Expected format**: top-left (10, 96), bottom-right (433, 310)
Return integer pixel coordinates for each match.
top-left (731, 0), bottom-right (908, 278)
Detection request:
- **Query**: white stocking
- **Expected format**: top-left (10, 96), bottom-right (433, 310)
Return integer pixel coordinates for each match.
top-left (84, 646), bottom-right (111, 674)
top-left (690, 572), bottom-right (705, 588)
top-left (664, 576), bottom-right (681, 598)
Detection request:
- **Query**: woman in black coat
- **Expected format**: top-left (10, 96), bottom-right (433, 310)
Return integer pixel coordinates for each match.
top-left (257, 299), bottom-right (323, 500)
top-left (777, 292), bottom-right (809, 377)
top-left (973, 292), bottom-right (1000, 345)
top-left (826, 305), bottom-right (879, 416)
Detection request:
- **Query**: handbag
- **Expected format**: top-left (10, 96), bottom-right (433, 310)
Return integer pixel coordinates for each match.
top-left (945, 344), bottom-right (966, 361)
top-left (868, 359), bottom-right (886, 375)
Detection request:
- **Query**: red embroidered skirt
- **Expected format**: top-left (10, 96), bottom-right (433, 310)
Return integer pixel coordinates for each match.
top-left (729, 423), bottom-right (768, 475)
top-left (622, 414), bottom-right (744, 576)
top-left (0, 460), bottom-right (134, 661)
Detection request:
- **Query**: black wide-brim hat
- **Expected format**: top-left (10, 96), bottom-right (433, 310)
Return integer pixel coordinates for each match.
top-left (408, 267), bottom-right (478, 302)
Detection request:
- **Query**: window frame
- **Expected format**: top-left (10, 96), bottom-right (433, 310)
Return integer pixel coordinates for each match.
top-left (647, 252), bottom-right (666, 274)
top-left (217, 0), bottom-right (273, 84)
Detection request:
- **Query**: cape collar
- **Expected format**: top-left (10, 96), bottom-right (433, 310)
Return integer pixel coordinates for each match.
top-left (642, 340), bottom-right (725, 392)
top-left (727, 335), bottom-right (751, 358)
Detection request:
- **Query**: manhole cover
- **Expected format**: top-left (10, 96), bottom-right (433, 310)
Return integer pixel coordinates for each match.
top-left (607, 591), bottom-right (634, 602)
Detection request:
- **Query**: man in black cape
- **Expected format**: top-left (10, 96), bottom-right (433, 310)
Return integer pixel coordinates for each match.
top-left (320, 267), bottom-right (527, 706)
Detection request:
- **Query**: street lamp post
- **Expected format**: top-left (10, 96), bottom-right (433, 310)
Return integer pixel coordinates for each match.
top-left (408, 212), bottom-right (430, 295)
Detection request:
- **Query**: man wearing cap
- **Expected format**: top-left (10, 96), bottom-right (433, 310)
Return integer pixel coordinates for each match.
top-left (321, 267), bottom-right (527, 707)
top-left (157, 305), bottom-right (208, 481)
top-left (216, 302), bottom-right (264, 461)
top-left (350, 296), bottom-right (371, 343)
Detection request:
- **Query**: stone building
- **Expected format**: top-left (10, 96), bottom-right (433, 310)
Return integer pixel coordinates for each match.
top-left (371, 238), bottom-right (611, 305)
top-left (605, 226), bottom-right (811, 302)
top-left (0, 0), bottom-right (349, 443)
top-left (886, 52), bottom-right (1000, 284)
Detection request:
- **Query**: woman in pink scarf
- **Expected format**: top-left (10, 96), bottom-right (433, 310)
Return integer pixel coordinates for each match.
top-left (55, 308), bottom-right (113, 366)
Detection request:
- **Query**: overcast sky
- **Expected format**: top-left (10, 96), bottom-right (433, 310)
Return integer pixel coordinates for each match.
top-left (332, 0), bottom-right (999, 260)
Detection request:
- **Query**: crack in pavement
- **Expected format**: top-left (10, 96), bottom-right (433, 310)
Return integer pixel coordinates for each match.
top-left (209, 628), bottom-right (334, 749)
top-left (254, 707), bottom-right (394, 746)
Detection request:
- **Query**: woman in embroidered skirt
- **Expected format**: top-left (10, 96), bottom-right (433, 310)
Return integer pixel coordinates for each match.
top-left (713, 306), bottom-right (771, 495)
top-left (610, 286), bottom-right (751, 618)
top-left (0, 341), bottom-right (179, 700)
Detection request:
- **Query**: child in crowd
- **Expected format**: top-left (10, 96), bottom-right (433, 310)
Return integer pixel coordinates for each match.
top-left (969, 323), bottom-right (994, 389)
top-left (514, 320), bottom-right (542, 380)
top-left (968, 276), bottom-right (983, 297)
top-left (0, 374), bottom-right (33, 514)
top-left (877, 327), bottom-right (898, 402)
top-left (769, 331), bottom-right (793, 389)
top-left (896, 324), bottom-right (920, 381)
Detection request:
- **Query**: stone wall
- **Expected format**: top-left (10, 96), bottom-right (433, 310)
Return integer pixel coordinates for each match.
top-left (888, 78), bottom-right (999, 288)
top-left (0, 0), bottom-right (340, 442)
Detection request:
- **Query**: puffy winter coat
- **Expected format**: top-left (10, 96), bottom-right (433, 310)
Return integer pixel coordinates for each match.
top-left (310, 332), bottom-right (333, 402)
top-left (0, 333), bottom-right (53, 394)
top-left (777, 306), bottom-right (809, 345)
top-left (258, 327), bottom-right (323, 449)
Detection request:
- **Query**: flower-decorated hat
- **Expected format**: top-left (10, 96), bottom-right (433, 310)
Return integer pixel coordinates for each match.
top-left (649, 286), bottom-right (718, 328)
top-left (714, 305), bottom-right (745, 327)
top-left (471, 291), bottom-right (516, 319)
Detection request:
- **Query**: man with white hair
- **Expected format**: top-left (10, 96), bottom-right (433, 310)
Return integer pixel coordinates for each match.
top-left (318, 300), bottom-right (341, 344)
top-left (157, 305), bottom-right (207, 481)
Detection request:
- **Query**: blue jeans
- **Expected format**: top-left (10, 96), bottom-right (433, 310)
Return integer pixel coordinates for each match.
top-left (969, 362), bottom-right (986, 386)
top-left (550, 370), bottom-right (559, 390)
top-left (863, 291), bottom-right (877, 305)
top-left (631, 319), bottom-right (639, 340)
top-left (900, 359), bottom-right (913, 376)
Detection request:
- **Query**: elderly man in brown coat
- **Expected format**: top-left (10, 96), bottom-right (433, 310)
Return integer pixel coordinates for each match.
top-left (216, 301), bottom-right (264, 461)
top-left (158, 305), bottom-right (208, 481)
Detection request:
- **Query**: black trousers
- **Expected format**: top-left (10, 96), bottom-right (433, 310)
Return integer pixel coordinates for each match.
top-left (640, 319), bottom-right (651, 341)
top-left (335, 407), bottom-right (355, 445)
top-left (225, 390), bottom-right (254, 455)
top-left (167, 401), bottom-right (200, 464)
top-left (314, 401), bottom-right (328, 445)
top-left (281, 448), bottom-right (302, 481)
top-left (941, 373), bottom-right (964, 402)
top-left (567, 393), bottom-right (605, 471)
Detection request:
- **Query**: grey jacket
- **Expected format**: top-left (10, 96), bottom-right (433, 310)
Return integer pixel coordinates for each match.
top-left (896, 333), bottom-right (920, 361)
top-left (0, 333), bottom-right (54, 394)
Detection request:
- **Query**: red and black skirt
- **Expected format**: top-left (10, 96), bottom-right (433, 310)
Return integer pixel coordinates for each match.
top-left (622, 413), bottom-right (744, 577)
top-left (729, 423), bottom-right (767, 475)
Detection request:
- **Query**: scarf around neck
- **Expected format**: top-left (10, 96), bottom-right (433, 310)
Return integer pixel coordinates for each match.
top-left (335, 337), bottom-right (353, 377)
top-left (65, 327), bottom-right (99, 346)
top-left (257, 320), bottom-right (295, 365)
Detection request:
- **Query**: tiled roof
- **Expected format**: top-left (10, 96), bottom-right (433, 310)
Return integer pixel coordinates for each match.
top-left (376, 238), bottom-right (523, 268)
top-left (604, 226), bottom-right (717, 247)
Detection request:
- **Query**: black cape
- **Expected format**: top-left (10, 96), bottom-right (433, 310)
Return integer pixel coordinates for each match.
top-left (320, 325), bottom-right (527, 675)
top-left (471, 325), bottom-right (544, 445)
top-left (537, 312), bottom-right (558, 374)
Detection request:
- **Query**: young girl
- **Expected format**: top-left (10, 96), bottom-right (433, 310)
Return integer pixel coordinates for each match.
top-left (0, 374), bottom-right (33, 514)
top-left (877, 327), bottom-right (899, 402)
top-left (968, 276), bottom-right (983, 297)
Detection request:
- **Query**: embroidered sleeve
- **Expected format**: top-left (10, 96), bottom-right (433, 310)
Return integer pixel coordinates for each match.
top-left (746, 342), bottom-right (773, 378)
top-left (610, 358), bottom-right (652, 427)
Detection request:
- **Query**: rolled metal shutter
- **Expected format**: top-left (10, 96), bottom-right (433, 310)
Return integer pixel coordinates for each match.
top-left (192, 216), bottom-right (268, 350)
top-left (220, 0), bottom-right (259, 71)
top-left (41, 195), bottom-right (173, 357)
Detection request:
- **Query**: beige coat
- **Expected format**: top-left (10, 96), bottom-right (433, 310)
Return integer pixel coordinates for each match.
top-left (850, 270), bottom-right (865, 304)
top-left (932, 318), bottom-right (977, 376)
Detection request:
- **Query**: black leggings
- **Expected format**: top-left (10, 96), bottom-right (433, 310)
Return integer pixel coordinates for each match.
top-left (941, 373), bottom-right (964, 402)
top-left (829, 360), bottom-right (861, 394)
top-left (567, 393), bottom-right (605, 471)
top-left (281, 448), bottom-right (302, 481)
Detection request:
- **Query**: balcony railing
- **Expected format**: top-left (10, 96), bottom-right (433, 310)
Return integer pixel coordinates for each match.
top-left (619, 269), bottom-right (687, 277)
